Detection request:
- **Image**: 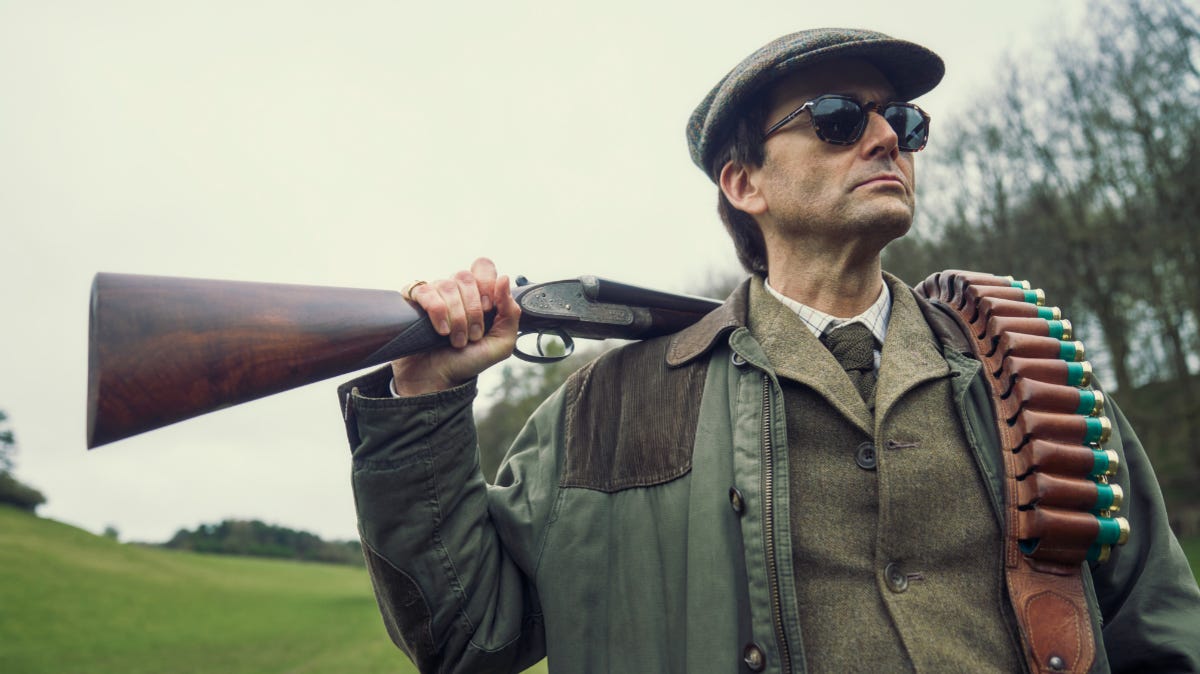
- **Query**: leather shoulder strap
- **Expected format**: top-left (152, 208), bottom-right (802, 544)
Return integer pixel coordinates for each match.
top-left (915, 270), bottom-right (1126, 674)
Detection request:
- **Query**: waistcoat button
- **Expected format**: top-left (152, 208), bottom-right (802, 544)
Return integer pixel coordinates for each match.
top-left (885, 562), bottom-right (909, 593)
top-left (729, 486), bottom-right (745, 515)
top-left (743, 643), bottom-right (766, 672)
top-left (855, 442), bottom-right (877, 470)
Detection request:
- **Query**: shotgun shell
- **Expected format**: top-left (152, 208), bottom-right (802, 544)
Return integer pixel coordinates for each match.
top-left (1058, 340), bottom-right (1086, 362)
top-left (1093, 483), bottom-right (1118, 512)
top-left (1086, 543), bottom-right (1112, 564)
top-left (1084, 416), bottom-right (1112, 445)
top-left (1102, 448), bottom-right (1119, 475)
top-left (1093, 515), bottom-right (1130, 546)
top-left (1076, 390), bottom-right (1105, 416)
top-left (1066, 362), bottom-right (1093, 388)
top-left (1037, 306), bottom-right (1062, 320)
top-left (1107, 484), bottom-right (1124, 513)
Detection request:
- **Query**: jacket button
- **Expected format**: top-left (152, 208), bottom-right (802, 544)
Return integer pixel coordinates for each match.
top-left (729, 487), bottom-right (745, 515)
top-left (885, 562), bottom-right (908, 593)
top-left (731, 352), bottom-right (748, 367)
top-left (855, 442), bottom-right (877, 470)
top-left (743, 643), bottom-right (766, 672)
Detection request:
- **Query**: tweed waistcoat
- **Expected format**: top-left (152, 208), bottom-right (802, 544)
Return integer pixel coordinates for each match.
top-left (747, 276), bottom-right (1023, 673)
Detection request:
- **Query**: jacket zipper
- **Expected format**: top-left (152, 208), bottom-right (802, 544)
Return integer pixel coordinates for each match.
top-left (760, 374), bottom-right (794, 672)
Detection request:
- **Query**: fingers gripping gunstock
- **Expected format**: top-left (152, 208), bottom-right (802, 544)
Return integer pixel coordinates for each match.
top-left (918, 270), bottom-right (1128, 674)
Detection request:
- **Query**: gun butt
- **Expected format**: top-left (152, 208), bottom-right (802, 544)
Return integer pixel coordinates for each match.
top-left (86, 273), bottom-right (429, 449)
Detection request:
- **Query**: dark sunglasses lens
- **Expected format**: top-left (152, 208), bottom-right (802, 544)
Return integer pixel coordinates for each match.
top-left (811, 97), bottom-right (867, 144)
top-left (884, 105), bottom-right (929, 151)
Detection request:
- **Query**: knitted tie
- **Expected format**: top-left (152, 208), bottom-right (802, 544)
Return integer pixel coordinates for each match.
top-left (820, 323), bottom-right (877, 407)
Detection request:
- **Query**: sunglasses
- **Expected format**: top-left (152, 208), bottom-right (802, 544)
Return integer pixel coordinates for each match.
top-left (762, 95), bottom-right (931, 152)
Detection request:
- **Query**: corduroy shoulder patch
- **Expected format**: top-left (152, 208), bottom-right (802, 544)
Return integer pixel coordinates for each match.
top-left (560, 337), bottom-right (707, 492)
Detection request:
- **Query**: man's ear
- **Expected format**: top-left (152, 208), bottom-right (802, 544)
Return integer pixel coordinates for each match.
top-left (718, 161), bottom-right (768, 216)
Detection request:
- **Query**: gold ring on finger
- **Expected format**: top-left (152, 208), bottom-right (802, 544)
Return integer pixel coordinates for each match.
top-left (402, 280), bottom-right (428, 301)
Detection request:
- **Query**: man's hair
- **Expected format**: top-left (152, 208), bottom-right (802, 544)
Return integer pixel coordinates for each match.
top-left (710, 100), bottom-right (769, 274)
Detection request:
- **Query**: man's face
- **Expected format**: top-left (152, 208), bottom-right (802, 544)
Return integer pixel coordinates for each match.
top-left (749, 58), bottom-right (917, 251)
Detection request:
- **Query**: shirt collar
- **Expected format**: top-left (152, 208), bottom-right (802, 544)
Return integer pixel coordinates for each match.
top-left (764, 277), bottom-right (892, 345)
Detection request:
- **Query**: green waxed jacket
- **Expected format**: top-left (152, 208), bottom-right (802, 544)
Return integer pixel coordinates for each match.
top-left (339, 279), bottom-right (1200, 674)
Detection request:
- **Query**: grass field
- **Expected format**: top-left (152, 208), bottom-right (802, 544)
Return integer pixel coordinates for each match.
top-left (0, 506), bottom-right (547, 673)
top-left (1, 505), bottom-right (1196, 673)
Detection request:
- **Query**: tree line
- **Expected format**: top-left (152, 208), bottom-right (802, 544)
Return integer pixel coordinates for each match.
top-left (882, 0), bottom-right (1199, 531)
top-left (164, 519), bottom-right (364, 566)
top-left (0, 409), bottom-right (46, 513)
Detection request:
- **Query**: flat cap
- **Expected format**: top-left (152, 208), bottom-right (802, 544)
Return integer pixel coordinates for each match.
top-left (687, 28), bottom-right (945, 178)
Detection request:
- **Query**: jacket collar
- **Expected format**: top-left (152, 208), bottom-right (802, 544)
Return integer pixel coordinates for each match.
top-left (664, 271), bottom-right (975, 368)
top-left (666, 277), bottom-right (750, 367)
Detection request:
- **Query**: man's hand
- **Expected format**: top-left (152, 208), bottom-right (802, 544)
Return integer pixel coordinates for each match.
top-left (391, 257), bottom-right (521, 396)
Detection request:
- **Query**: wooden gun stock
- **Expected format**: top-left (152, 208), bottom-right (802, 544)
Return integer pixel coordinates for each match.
top-left (86, 273), bottom-right (721, 449)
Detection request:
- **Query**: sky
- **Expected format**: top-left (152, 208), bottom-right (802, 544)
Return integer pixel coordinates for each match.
top-left (0, 0), bottom-right (1088, 542)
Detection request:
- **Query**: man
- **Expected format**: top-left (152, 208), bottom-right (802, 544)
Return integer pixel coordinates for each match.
top-left (339, 29), bottom-right (1200, 673)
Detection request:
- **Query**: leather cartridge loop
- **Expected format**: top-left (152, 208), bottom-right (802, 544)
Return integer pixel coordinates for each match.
top-left (916, 269), bottom-right (1134, 674)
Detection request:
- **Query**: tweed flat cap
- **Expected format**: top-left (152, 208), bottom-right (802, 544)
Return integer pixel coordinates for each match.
top-left (687, 28), bottom-right (944, 177)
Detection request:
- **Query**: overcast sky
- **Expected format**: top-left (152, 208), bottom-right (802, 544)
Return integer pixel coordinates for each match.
top-left (0, 0), bottom-right (1087, 542)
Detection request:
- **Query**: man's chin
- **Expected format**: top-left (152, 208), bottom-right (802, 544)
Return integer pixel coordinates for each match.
top-left (859, 203), bottom-right (913, 240)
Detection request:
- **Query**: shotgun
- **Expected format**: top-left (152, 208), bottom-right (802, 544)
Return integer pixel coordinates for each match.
top-left (86, 273), bottom-right (723, 449)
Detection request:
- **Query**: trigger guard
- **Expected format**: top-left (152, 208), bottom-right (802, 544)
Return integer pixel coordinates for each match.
top-left (513, 329), bottom-right (575, 364)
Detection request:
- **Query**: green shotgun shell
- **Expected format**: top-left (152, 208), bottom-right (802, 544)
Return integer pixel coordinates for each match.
top-left (1037, 306), bottom-right (1062, 320)
top-left (1083, 416), bottom-right (1112, 444)
top-left (1059, 340), bottom-right (1086, 362)
top-left (1093, 483), bottom-right (1118, 511)
top-left (1067, 362), bottom-right (1092, 387)
top-left (1022, 289), bottom-right (1046, 305)
top-left (1076, 390), bottom-right (1104, 416)
top-left (1046, 320), bottom-right (1073, 340)
top-left (1086, 543), bottom-right (1112, 563)
top-left (1076, 390), bottom-right (1096, 415)
top-left (1095, 516), bottom-right (1129, 545)
top-left (1108, 483), bottom-right (1124, 512)
top-left (1090, 449), bottom-right (1120, 477)
top-left (1009, 279), bottom-right (1032, 289)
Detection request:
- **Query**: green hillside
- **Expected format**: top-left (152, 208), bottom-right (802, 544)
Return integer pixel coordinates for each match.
top-left (1, 506), bottom-right (1194, 672)
top-left (0, 506), bottom-right (547, 674)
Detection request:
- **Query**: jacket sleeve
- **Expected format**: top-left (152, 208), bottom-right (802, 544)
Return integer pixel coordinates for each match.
top-left (1089, 393), bottom-right (1200, 672)
top-left (337, 366), bottom-right (564, 674)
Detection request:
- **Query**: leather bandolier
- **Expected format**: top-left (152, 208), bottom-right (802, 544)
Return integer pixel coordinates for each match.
top-left (917, 270), bottom-right (1130, 674)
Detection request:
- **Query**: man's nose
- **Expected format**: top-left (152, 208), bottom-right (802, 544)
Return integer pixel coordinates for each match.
top-left (860, 109), bottom-right (900, 158)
